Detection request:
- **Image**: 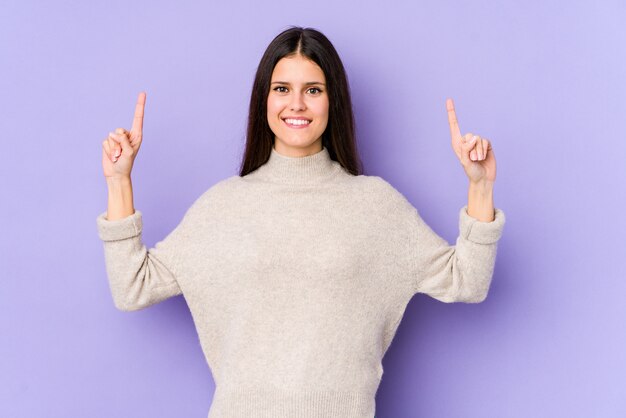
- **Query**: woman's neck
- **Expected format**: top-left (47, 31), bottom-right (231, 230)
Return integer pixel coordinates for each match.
top-left (245, 145), bottom-right (346, 185)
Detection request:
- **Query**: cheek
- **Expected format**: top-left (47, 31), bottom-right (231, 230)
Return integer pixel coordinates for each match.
top-left (266, 97), bottom-right (285, 120)
top-left (317, 101), bottom-right (330, 123)
top-left (266, 106), bottom-right (279, 128)
top-left (266, 100), bottom-right (276, 118)
top-left (266, 102), bottom-right (282, 133)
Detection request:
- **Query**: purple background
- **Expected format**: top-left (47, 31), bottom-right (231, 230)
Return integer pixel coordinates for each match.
top-left (1, 0), bottom-right (625, 417)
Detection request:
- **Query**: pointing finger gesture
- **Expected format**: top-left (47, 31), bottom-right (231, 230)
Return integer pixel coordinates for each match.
top-left (446, 98), bottom-right (497, 184)
top-left (101, 92), bottom-right (147, 179)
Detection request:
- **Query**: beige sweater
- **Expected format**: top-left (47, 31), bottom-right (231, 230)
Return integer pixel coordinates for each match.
top-left (96, 146), bottom-right (506, 418)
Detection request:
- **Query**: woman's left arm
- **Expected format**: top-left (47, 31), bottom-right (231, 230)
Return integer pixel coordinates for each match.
top-left (468, 181), bottom-right (494, 222)
top-left (446, 97), bottom-right (498, 222)
top-left (395, 99), bottom-right (505, 303)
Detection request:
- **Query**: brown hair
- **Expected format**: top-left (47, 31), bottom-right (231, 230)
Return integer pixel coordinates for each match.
top-left (239, 25), bottom-right (362, 176)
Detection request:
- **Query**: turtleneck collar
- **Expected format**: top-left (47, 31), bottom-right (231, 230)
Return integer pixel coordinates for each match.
top-left (247, 145), bottom-right (346, 185)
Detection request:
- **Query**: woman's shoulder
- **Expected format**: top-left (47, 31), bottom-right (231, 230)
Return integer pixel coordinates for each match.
top-left (208, 174), bottom-right (243, 192)
top-left (349, 174), bottom-right (408, 201)
top-left (333, 174), bottom-right (414, 218)
top-left (183, 174), bottom-right (242, 210)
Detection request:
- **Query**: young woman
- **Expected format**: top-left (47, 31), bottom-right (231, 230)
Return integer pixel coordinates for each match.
top-left (98, 26), bottom-right (505, 418)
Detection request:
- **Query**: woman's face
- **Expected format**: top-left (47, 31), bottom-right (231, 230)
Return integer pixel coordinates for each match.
top-left (267, 54), bottom-right (329, 157)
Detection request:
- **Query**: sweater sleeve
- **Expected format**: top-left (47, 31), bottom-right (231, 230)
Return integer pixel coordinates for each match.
top-left (410, 204), bottom-right (505, 303)
top-left (95, 202), bottom-right (199, 311)
top-left (378, 178), bottom-right (506, 303)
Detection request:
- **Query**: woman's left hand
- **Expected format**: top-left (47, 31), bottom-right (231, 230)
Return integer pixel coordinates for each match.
top-left (446, 98), bottom-right (496, 184)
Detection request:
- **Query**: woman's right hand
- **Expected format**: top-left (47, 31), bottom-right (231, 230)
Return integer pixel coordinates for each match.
top-left (102, 92), bottom-right (146, 179)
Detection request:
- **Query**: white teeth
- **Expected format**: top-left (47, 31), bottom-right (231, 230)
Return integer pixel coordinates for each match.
top-left (284, 118), bottom-right (310, 126)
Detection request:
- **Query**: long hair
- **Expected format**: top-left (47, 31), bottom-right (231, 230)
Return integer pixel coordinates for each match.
top-left (239, 26), bottom-right (362, 176)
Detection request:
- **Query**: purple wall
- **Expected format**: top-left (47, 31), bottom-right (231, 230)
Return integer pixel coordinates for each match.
top-left (1, 0), bottom-right (625, 417)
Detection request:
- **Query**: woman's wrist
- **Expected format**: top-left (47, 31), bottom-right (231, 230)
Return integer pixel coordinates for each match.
top-left (106, 176), bottom-right (135, 220)
top-left (467, 180), bottom-right (495, 222)
top-left (106, 175), bottom-right (132, 187)
top-left (468, 178), bottom-right (494, 190)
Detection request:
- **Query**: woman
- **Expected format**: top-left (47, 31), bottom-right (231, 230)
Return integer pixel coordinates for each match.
top-left (97, 26), bottom-right (505, 418)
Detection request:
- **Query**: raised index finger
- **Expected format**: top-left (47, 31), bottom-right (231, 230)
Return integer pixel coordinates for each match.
top-left (131, 92), bottom-right (146, 134)
top-left (446, 98), bottom-right (462, 141)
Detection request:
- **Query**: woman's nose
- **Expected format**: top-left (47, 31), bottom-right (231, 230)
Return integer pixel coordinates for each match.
top-left (290, 92), bottom-right (305, 111)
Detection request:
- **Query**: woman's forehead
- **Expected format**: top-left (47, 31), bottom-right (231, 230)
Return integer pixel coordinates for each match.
top-left (271, 56), bottom-right (325, 81)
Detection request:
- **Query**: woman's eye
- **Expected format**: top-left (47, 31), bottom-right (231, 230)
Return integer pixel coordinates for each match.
top-left (272, 86), bottom-right (322, 94)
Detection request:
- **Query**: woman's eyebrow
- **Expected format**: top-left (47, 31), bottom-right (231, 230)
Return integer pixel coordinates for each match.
top-left (271, 81), bottom-right (326, 86)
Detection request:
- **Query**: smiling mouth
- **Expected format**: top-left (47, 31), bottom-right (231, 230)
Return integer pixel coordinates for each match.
top-left (282, 118), bottom-right (312, 128)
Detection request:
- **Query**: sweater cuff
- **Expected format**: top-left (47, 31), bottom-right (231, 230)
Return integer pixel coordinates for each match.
top-left (459, 205), bottom-right (505, 244)
top-left (96, 210), bottom-right (143, 242)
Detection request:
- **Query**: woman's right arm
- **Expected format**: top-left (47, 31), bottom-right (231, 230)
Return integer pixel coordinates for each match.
top-left (96, 206), bottom-right (187, 312)
top-left (97, 92), bottom-right (184, 311)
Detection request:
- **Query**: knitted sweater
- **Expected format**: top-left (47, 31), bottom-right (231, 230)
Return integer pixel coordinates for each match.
top-left (96, 146), bottom-right (506, 418)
